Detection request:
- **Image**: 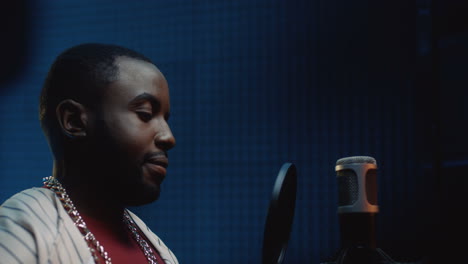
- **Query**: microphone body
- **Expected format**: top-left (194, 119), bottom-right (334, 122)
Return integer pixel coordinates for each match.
top-left (322, 156), bottom-right (399, 264)
top-left (336, 156), bottom-right (378, 249)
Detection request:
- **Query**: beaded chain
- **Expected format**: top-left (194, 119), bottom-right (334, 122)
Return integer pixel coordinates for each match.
top-left (43, 176), bottom-right (158, 264)
top-left (123, 212), bottom-right (159, 264)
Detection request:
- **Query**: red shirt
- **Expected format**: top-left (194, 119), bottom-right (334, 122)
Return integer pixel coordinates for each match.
top-left (80, 212), bottom-right (165, 264)
top-left (41, 185), bottom-right (165, 263)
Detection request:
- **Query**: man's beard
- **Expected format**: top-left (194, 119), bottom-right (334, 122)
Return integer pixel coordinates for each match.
top-left (118, 165), bottom-right (161, 206)
top-left (88, 120), bottom-right (162, 207)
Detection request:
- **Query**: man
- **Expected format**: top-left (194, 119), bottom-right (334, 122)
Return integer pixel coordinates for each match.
top-left (0, 43), bottom-right (179, 264)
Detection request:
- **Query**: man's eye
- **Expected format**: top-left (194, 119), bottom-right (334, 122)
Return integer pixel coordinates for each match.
top-left (136, 112), bottom-right (152, 122)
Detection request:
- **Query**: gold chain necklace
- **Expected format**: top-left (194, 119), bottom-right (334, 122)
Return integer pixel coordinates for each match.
top-left (43, 176), bottom-right (159, 264)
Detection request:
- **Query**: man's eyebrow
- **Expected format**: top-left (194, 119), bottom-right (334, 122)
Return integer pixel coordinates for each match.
top-left (128, 93), bottom-right (161, 110)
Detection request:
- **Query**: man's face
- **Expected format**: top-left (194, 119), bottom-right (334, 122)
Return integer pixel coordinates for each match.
top-left (88, 56), bottom-right (176, 206)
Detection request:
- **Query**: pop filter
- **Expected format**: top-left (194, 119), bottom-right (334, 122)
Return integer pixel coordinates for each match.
top-left (262, 162), bottom-right (297, 264)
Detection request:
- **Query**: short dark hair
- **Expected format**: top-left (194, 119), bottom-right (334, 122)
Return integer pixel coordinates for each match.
top-left (39, 43), bottom-right (153, 155)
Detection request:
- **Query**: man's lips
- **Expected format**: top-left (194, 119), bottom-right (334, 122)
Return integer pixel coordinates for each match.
top-left (143, 155), bottom-right (169, 183)
top-left (145, 156), bottom-right (169, 169)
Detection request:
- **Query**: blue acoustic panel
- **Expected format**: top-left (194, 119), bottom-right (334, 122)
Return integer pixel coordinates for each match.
top-left (0, 0), bottom-right (426, 263)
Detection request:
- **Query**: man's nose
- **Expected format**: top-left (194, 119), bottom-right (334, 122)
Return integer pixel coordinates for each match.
top-left (154, 120), bottom-right (176, 151)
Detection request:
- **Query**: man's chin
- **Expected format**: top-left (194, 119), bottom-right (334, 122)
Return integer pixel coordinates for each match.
top-left (123, 184), bottom-right (161, 206)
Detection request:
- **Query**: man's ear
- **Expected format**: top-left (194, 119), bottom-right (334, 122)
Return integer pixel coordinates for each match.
top-left (56, 99), bottom-right (89, 139)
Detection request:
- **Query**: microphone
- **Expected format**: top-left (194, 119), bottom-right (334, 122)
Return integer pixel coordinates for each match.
top-left (321, 156), bottom-right (399, 264)
top-left (335, 156), bottom-right (379, 249)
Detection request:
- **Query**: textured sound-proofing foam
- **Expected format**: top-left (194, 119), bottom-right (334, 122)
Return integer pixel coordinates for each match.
top-left (337, 169), bottom-right (358, 206)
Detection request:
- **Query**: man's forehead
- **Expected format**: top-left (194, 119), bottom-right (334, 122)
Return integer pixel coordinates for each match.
top-left (114, 56), bottom-right (161, 80)
top-left (103, 56), bottom-right (169, 106)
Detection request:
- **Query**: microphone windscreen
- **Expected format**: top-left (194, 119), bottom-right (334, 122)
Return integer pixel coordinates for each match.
top-left (336, 156), bottom-right (377, 166)
top-left (335, 156), bottom-right (379, 214)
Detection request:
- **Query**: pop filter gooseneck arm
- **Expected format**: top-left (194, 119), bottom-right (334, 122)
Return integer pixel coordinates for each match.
top-left (262, 162), bottom-right (297, 264)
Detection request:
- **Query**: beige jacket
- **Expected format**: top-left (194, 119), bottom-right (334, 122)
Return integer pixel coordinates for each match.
top-left (0, 187), bottom-right (179, 264)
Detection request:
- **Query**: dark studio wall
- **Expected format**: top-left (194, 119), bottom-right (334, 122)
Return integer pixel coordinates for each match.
top-left (1, 0), bottom-right (467, 263)
top-left (420, 0), bottom-right (468, 263)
